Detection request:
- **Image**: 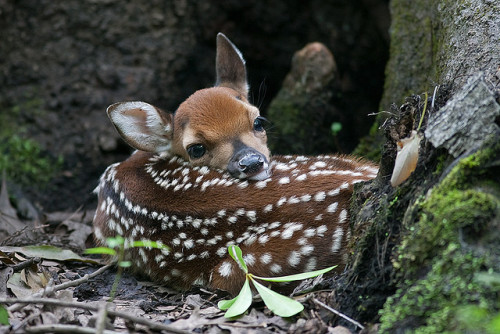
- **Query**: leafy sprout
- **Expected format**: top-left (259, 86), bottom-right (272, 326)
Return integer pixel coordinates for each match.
top-left (85, 236), bottom-right (169, 301)
top-left (218, 245), bottom-right (336, 318)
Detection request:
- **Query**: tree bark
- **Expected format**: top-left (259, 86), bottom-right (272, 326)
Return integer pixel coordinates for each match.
top-left (342, 0), bottom-right (500, 332)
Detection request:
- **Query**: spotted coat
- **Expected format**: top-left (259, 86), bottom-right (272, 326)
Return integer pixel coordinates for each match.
top-left (93, 150), bottom-right (378, 294)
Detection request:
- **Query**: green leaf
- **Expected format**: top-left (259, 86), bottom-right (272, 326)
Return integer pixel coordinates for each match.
top-left (106, 236), bottom-right (125, 248)
top-left (118, 261), bottom-right (131, 267)
top-left (84, 247), bottom-right (117, 256)
top-left (251, 279), bottom-right (304, 317)
top-left (0, 245), bottom-right (98, 263)
top-left (131, 240), bottom-right (168, 250)
top-left (224, 278), bottom-right (252, 318)
top-left (252, 265), bottom-right (337, 282)
top-left (0, 305), bottom-right (9, 325)
top-left (218, 296), bottom-right (238, 310)
top-left (331, 122), bottom-right (342, 135)
top-left (228, 245), bottom-right (248, 274)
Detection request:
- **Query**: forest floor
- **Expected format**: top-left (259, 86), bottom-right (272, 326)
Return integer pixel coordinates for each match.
top-left (0, 185), bottom-right (363, 334)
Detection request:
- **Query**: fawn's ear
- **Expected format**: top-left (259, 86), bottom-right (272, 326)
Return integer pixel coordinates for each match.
top-left (107, 101), bottom-right (173, 152)
top-left (215, 33), bottom-right (249, 99)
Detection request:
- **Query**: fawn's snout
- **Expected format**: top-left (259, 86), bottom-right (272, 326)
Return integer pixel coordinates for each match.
top-left (228, 148), bottom-right (270, 180)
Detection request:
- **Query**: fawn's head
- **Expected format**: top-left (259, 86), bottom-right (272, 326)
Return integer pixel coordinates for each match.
top-left (107, 33), bottom-right (271, 180)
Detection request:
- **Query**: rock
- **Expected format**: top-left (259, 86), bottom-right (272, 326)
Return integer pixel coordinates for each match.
top-left (267, 43), bottom-right (344, 155)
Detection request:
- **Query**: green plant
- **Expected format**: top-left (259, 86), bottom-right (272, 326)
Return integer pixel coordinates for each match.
top-left (218, 245), bottom-right (336, 318)
top-left (0, 305), bottom-right (8, 325)
top-left (85, 236), bottom-right (168, 301)
top-left (0, 135), bottom-right (63, 186)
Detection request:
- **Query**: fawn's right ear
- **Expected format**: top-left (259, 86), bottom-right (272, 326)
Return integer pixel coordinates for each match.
top-left (215, 33), bottom-right (249, 99)
top-left (107, 101), bottom-right (173, 152)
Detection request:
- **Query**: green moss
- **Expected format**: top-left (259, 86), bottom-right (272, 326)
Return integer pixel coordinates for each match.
top-left (379, 138), bottom-right (500, 333)
top-left (0, 135), bottom-right (63, 186)
top-left (0, 96), bottom-right (63, 187)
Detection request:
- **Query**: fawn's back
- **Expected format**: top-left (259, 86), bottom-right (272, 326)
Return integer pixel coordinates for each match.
top-left (93, 33), bottom-right (378, 294)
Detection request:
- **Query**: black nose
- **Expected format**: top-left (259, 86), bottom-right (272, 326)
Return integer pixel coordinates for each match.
top-left (227, 148), bottom-right (269, 179)
top-left (238, 154), bottom-right (264, 174)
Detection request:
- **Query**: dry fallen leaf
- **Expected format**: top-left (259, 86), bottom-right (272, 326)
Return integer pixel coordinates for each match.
top-left (390, 130), bottom-right (422, 187)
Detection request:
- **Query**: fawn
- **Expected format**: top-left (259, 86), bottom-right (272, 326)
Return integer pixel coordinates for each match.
top-left (93, 33), bottom-right (378, 295)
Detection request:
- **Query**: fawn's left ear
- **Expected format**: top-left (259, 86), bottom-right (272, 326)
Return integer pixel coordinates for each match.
top-left (107, 101), bottom-right (173, 153)
top-left (215, 33), bottom-right (249, 99)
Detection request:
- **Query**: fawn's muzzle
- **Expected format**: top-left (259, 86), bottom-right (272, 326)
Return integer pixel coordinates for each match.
top-left (228, 148), bottom-right (271, 181)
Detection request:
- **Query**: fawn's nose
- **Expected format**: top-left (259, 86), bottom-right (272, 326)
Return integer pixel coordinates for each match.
top-left (239, 153), bottom-right (264, 174)
top-left (228, 148), bottom-right (271, 181)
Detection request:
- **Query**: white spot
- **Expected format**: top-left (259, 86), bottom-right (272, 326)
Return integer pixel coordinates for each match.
top-left (217, 209), bottom-right (226, 217)
top-left (226, 231), bottom-right (234, 239)
top-left (200, 251), bottom-right (210, 258)
top-left (303, 228), bottom-right (316, 238)
top-left (315, 214), bottom-right (323, 221)
top-left (263, 204), bottom-right (273, 213)
top-left (277, 197), bottom-right (287, 207)
top-left (314, 161), bottom-right (327, 168)
top-left (300, 194), bottom-right (311, 202)
top-left (332, 226), bottom-right (344, 253)
top-left (281, 223), bottom-right (303, 239)
top-left (270, 263), bottom-right (282, 274)
top-left (300, 244), bottom-right (315, 256)
top-left (296, 174), bottom-right (307, 181)
top-left (304, 257), bottom-right (317, 272)
top-left (288, 251), bottom-right (301, 267)
top-left (287, 196), bottom-right (300, 204)
top-left (256, 180), bottom-right (268, 189)
top-left (200, 228), bottom-right (209, 235)
top-left (258, 234), bottom-right (269, 244)
top-left (269, 221), bottom-right (281, 229)
top-left (244, 234), bottom-right (257, 246)
top-left (215, 247), bottom-right (227, 257)
top-left (228, 216), bottom-right (238, 224)
top-left (327, 202), bottom-right (338, 213)
top-left (218, 261), bottom-right (233, 277)
top-left (314, 191), bottom-right (326, 201)
top-left (260, 253), bottom-right (272, 264)
top-left (243, 253), bottom-right (256, 266)
top-left (270, 231), bottom-right (281, 238)
top-left (183, 239), bottom-right (194, 249)
top-left (279, 177), bottom-right (290, 184)
top-left (187, 254), bottom-right (197, 261)
top-left (317, 225), bottom-right (328, 235)
top-left (339, 209), bottom-right (348, 223)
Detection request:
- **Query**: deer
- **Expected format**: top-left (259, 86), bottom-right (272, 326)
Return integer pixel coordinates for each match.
top-left (93, 33), bottom-right (378, 295)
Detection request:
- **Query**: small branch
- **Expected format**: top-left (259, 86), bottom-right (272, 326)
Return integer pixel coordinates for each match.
top-left (25, 324), bottom-right (118, 334)
top-left (312, 298), bottom-right (364, 330)
top-left (1, 298), bottom-right (191, 334)
top-left (8, 264), bottom-right (112, 312)
top-left (12, 257), bottom-right (41, 271)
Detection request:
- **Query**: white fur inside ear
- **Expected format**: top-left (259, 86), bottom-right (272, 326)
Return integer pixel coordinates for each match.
top-left (108, 101), bottom-right (172, 152)
top-left (390, 130), bottom-right (422, 187)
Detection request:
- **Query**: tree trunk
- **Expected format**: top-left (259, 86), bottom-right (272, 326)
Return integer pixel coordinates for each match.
top-left (342, 0), bottom-right (500, 332)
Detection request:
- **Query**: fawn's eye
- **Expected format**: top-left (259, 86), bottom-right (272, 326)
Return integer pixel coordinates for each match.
top-left (187, 144), bottom-right (206, 159)
top-left (253, 116), bottom-right (267, 132)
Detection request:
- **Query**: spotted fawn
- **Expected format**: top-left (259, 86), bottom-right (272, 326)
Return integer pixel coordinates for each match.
top-left (93, 33), bottom-right (378, 295)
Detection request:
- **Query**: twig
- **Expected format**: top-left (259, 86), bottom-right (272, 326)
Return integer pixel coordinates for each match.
top-left (95, 302), bottom-right (108, 334)
top-left (8, 264), bottom-right (112, 312)
top-left (25, 324), bottom-right (118, 334)
top-left (312, 298), bottom-right (365, 330)
top-left (12, 257), bottom-right (42, 271)
top-left (1, 298), bottom-right (191, 334)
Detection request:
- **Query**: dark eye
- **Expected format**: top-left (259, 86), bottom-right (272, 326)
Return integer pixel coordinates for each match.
top-left (187, 144), bottom-right (206, 159)
top-left (253, 116), bottom-right (267, 132)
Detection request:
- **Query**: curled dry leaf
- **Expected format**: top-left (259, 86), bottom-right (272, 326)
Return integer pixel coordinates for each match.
top-left (390, 130), bottom-right (422, 187)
